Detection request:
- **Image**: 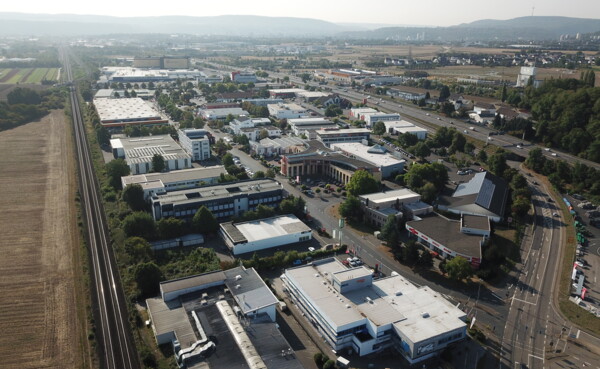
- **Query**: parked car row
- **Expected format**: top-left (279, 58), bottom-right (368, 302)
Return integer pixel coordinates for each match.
top-left (343, 256), bottom-right (363, 267)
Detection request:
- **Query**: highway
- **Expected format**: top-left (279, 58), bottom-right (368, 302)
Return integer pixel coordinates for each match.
top-left (62, 48), bottom-right (139, 369)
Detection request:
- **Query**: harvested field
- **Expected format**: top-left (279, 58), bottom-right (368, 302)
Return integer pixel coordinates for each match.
top-left (0, 68), bottom-right (60, 84)
top-left (0, 110), bottom-right (87, 369)
top-left (0, 68), bottom-right (19, 83)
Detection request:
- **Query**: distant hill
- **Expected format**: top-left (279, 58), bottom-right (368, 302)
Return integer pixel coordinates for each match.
top-left (0, 13), bottom-right (355, 37)
top-left (342, 16), bottom-right (600, 41)
top-left (0, 13), bottom-right (598, 41)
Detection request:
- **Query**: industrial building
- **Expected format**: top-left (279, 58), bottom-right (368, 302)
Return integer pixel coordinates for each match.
top-left (121, 166), bottom-right (228, 200)
top-left (110, 135), bottom-right (192, 175)
top-left (332, 142), bottom-right (405, 178)
top-left (230, 71), bottom-right (257, 83)
top-left (383, 120), bottom-right (428, 140)
top-left (282, 258), bottom-right (467, 363)
top-left (437, 171), bottom-right (509, 222)
top-left (363, 113), bottom-right (401, 128)
top-left (229, 116), bottom-right (272, 135)
top-left (349, 107), bottom-right (378, 120)
top-left (133, 56), bottom-right (190, 69)
top-left (289, 117), bottom-right (337, 139)
top-left (406, 213), bottom-right (490, 268)
top-left (268, 88), bottom-right (305, 99)
top-left (220, 215), bottom-right (312, 255)
top-left (178, 129), bottom-right (212, 161)
top-left (267, 103), bottom-right (307, 119)
top-left (358, 188), bottom-right (431, 227)
top-left (93, 97), bottom-right (168, 130)
top-left (242, 98), bottom-right (284, 106)
top-left (146, 266), bottom-right (302, 369)
top-left (199, 107), bottom-right (249, 121)
top-left (94, 88), bottom-right (154, 100)
top-left (281, 140), bottom-right (381, 184)
top-left (150, 179), bottom-right (284, 222)
top-left (316, 128), bottom-right (371, 147)
top-left (250, 136), bottom-right (306, 157)
top-left (101, 66), bottom-right (204, 83)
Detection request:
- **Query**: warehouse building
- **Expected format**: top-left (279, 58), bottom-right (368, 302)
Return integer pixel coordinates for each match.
top-left (121, 166), bottom-right (228, 200)
top-left (363, 113), bottom-right (401, 128)
top-left (93, 97), bottom-right (168, 130)
top-left (133, 56), bottom-right (190, 69)
top-left (281, 140), bottom-right (381, 184)
top-left (101, 66), bottom-right (203, 83)
top-left (289, 117), bottom-right (337, 139)
top-left (241, 98), bottom-right (284, 107)
top-left (199, 107), bottom-right (249, 121)
top-left (146, 266), bottom-right (301, 369)
top-left (110, 135), bottom-right (192, 175)
top-left (282, 258), bottom-right (467, 364)
top-left (332, 142), bottom-right (405, 178)
top-left (230, 70), bottom-right (257, 83)
top-left (406, 213), bottom-right (490, 268)
top-left (359, 188), bottom-right (431, 227)
top-left (250, 136), bottom-right (306, 157)
top-left (177, 129), bottom-right (212, 161)
top-left (220, 215), bottom-right (312, 255)
top-left (268, 88), bottom-right (305, 99)
top-left (267, 103), bottom-right (308, 119)
top-left (316, 128), bottom-right (371, 147)
top-left (383, 120), bottom-right (428, 140)
top-left (150, 179), bottom-right (284, 222)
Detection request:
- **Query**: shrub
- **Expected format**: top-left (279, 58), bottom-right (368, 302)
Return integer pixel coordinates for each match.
top-left (323, 359), bottom-right (336, 369)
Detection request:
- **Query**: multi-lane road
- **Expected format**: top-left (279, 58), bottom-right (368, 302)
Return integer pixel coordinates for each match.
top-left (62, 48), bottom-right (139, 369)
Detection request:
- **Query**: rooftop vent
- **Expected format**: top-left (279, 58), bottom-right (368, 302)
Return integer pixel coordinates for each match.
top-left (365, 297), bottom-right (373, 304)
top-left (314, 273), bottom-right (319, 277)
top-left (235, 275), bottom-right (242, 281)
top-left (346, 304), bottom-right (351, 309)
top-left (235, 284), bottom-right (241, 289)
top-left (201, 293), bottom-right (208, 299)
top-left (395, 291), bottom-right (403, 296)
top-left (421, 312), bottom-right (430, 318)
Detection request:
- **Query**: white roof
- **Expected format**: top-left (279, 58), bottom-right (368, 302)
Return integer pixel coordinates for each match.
top-left (235, 215), bottom-right (310, 242)
top-left (383, 120), bottom-right (417, 129)
top-left (317, 128), bottom-right (370, 136)
top-left (122, 166), bottom-right (227, 187)
top-left (112, 135), bottom-right (191, 164)
top-left (296, 91), bottom-right (329, 98)
top-left (394, 126), bottom-right (428, 135)
top-left (267, 103), bottom-right (306, 112)
top-left (285, 258), bottom-right (466, 342)
top-left (269, 88), bottom-right (306, 94)
top-left (359, 188), bottom-right (420, 205)
top-left (94, 97), bottom-right (161, 122)
top-left (332, 142), bottom-right (405, 167)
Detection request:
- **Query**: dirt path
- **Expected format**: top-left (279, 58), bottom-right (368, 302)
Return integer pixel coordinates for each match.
top-left (0, 110), bottom-right (86, 368)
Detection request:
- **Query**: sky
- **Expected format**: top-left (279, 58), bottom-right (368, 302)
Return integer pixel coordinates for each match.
top-left (2, 0), bottom-right (599, 27)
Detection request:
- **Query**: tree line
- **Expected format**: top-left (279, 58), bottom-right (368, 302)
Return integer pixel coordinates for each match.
top-left (0, 87), bottom-right (66, 131)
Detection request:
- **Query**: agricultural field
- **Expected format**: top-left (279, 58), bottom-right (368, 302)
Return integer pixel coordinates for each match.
top-left (0, 110), bottom-right (89, 368)
top-left (0, 67), bottom-right (60, 84)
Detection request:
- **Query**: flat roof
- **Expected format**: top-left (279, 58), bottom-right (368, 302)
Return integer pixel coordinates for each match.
top-left (394, 126), bottom-right (428, 134)
top-left (160, 270), bottom-right (226, 295)
top-left (286, 258), bottom-right (466, 340)
top-left (296, 91), bottom-right (329, 98)
top-left (122, 166), bottom-right (227, 187)
top-left (153, 179), bottom-right (282, 206)
top-left (268, 103), bottom-right (306, 111)
top-left (316, 128), bottom-right (371, 136)
top-left (94, 97), bottom-right (161, 122)
top-left (462, 214), bottom-right (491, 231)
top-left (359, 188), bottom-right (420, 205)
top-left (406, 213), bottom-right (483, 259)
top-left (269, 88), bottom-right (306, 94)
top-left (284, 140), bottom-right (378, 170)
top-left (146, 297), bottom-right (197, 349)
top-left (288, 117), bottom-right (333, 125)
top-left (224, 215), bottom-right (310, 244)
top-left (202, 107), bottom-right (248, 116)
top-left (332, 142), bottom-right (405, 167)
top-left (113, 135), bottom-right (191, 164)
top-left (223, 267), bottom-right (279, 315)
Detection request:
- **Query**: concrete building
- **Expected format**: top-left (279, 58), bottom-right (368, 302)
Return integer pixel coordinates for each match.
top-left (282, 258), bottom-right (467, 363)
top-left (147, 266), bottom-right (300, 369)
top-left (199, 107), bottom-right (249, 120)
top-left (220, 215), bottom-right (312, 255)
top-left (94, 89), bottom-right (154, 100)
top-left (178, 129), bottom-right (211, 161)
top-left (241, 98), bottom-right (284, 107)
top-left (295, 90), bottom-right (329, 101)
top-left (239, 126), bottom-right (281, 142)
top-left (250, 136), bottom-right (306, 157)
top-left (386, 89), bottom-right (427, 101)
top-left (93, 97), bottom-right (168, 130)
top-left (332, 142), bottom-right (405, 178)
top-left (516, 66), bottom-right (537, 87)
top-left (133, 56), bottom-right (189, 69)
top-left (150, 179), bottom-right (284, 222)
top-left (229, 116), bottom-right (272, 135)
top-left (268, 88), bottom-right (305, 99)
top-left (230, 70), bottom-right (257, 83)
top-left (363, 113), bottom-right (402, 128)
top-left (316, 128), bottom-right (371, 147)
top-left (289, 117), bottom-right (337, 139)
top-left (383, 120), bottom-right (428, 140)
top-left (437, 171), bottom-right (509, 222)
top-left (359, 188), bottom-right (431, 227)
top-left (349, 107), bottom-right (378, 120)
top-left (267, 103), bottom-right (307, 119)
top-left (101, 66), bottom-right (203, 83)
top-left (281, 140), bottom-right (381, 185)
top-left (121, 166), bottom-right (228, 200)
top-left (406, 213), bottom-right (490, 268)
top-left (110, 135), bottom-right (192, 175)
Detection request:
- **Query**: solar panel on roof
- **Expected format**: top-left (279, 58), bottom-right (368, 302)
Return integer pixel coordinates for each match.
top-left (476, 180), bottom-right (495, 209)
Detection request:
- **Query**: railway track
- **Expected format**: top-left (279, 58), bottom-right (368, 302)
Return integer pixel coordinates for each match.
top-left (62, 48), bottom-right (139, 369)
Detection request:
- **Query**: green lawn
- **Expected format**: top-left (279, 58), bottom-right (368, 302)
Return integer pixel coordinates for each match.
top-left (0, 68), bottom-right (60, 84)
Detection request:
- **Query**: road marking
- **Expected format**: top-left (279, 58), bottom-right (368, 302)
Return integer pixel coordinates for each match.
top-left (512, 297), bottom-right (537, 305)
top-left (528, 354), bottom-right (544, 360)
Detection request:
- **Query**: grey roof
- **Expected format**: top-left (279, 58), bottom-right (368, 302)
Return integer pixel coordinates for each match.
top-left (114, 135), bottom-right (191, 164)
top-left (160, 270), bottom-right (226, 295)
top-left (449, 172), bottom-right (508, 218)
top-left (122, 166), bottom-right (227, 187)
top-left (284, 140), bottom-right (378, 170)
top-left (224, 267), bottom-right (279, 315)
top-left (406, 213), bottom-right (482, 259)
top-left (220, 222), bottom-right (247, 243)
top-left (462, 214), bottom-right (491, 231)
top-left (146, 297), bottom-right (197, 349)
top-left (367, 144), bottom-right (388, 154)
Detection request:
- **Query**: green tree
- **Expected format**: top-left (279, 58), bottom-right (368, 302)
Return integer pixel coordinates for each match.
top-left (122, 212), bottom-right (157, 239)
top-left (372, 121), bottom-right (386, 135)
top-left (259, 128), bottom-right (269, 140)
top-left (192, 206), bottom-right (219, 234)
top-left (488, 150), bottom-right (508, 178)
top-left (266, 168), bottom-right (276, 178)
top-left (525, 148), bottom-right (546, 173)
top-left (439, 85), bottom-right (451, 100)
top-left (403, 241), bottom-right (420, 266)
top-left (157, 217), bottom-right (187, 239)
top-left (222, 153), bottom-right (234, 167)
top-left (133, 262), bottom-right (163, 297)
top-left (347, 169), bottom-right (379, 196)
top-left (106, 159), bottom-right (130, 189)
top-left (96, 125), bottom-right (110, 146)
top-left (380, 215), bottom-right (399, 245)
top-left (418, 250), bottom-right (433, 268)
top-left (420, 182), bottom-right (438, 203)
top-left (151, 154), bottom-right (165, 172)
top-left (500, 84), bottom-right (507, 102)
top-left (124, 237), bottom-right (153, 263)
top-left (253, 171), bottom-right (266, 179)
top-left (449, 132), bottom-right (466, 152)
top-left (476, 149), bottom-right (488, 164)
top-left (122, 184), bottom-right (146, 211)
top-left (338, 195), bottom-right (363, 221)
top-left (445, 257), bottom-right (473, 281)
top-left (413, 141), bottom-right (431, 161)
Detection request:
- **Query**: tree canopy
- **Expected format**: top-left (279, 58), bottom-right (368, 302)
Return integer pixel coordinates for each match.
top-left (445, 257), bottom-right (473, 281)
top-left (106, 159), bottom-right (130, 189)
top-left (122, 184), bottom-right (146, 211)
top-left (346, 170), bottom-right (379, 196)
top-left (122, 212), bottom-right (157, 240)
top-left (192, 206), bottom-right (219, 234)
top-left (134, 262), bottom-right (163, 297)
top-left (372, 121), bottom-right (386, 135)
top-left (151, 154), bottom-right (165, 173)
top-left (338, 195), bottom-right (363, 222)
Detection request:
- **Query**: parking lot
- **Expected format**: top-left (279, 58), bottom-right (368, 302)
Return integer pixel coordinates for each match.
top-left (565, 194), bottom-right (600, 309)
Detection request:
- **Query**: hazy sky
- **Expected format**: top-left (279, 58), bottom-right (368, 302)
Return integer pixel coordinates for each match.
top-left (2, 0), bottom-right (599, 26)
